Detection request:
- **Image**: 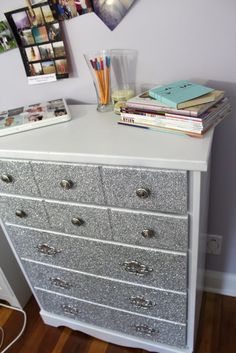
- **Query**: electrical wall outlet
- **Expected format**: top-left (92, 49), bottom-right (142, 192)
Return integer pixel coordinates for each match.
top-left (206, 234), bottom-right (222, 255)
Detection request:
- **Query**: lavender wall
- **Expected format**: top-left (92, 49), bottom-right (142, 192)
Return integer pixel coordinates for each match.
top-left (0, 0), bottom-right (235, 273)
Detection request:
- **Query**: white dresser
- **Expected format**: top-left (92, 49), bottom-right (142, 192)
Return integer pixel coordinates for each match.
top-left (0, 105), bottom-right (214, 353)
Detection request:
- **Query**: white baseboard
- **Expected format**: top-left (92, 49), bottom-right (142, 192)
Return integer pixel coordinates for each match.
top-left (204, 270), bottom-right (236, 297)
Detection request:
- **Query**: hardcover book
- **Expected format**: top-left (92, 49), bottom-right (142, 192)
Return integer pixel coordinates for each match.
top-left (0, 98), bottom-right (71, 137)
top-left (148, 80), bottom-right (214, 109)
top-left (126, 90), bottom-right (225, 117)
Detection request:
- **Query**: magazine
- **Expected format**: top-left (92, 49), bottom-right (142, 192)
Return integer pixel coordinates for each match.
top-left (0, 98), bottom-right (71, 137)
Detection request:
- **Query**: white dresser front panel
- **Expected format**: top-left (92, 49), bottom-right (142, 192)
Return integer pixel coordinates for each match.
top-left (102, 166), bottom-right (188, 214)
top-left (23, 260), bottom-right (187, 323)
top-left (36, 289), bottom-right (187, 348)
top-left (7, 226), bottom-right (187, 292)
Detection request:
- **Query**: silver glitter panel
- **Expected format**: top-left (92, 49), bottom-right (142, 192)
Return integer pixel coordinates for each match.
top-left (44, 201), bottom-right (112, 240)
top-left (7, 226), bottom-right (187, 292)
top-left (0, 159), bottom-right (39, 197)
top-left (36, 289), bottom-right (186, 347)
top-left (101, 166), bottom-right (188, 214)
top-left (0, 196), bottom-right (50, 229)
top-left (110, 209), bottom-right (188, 251)
top-left (31, 161), bottom-right (105, 204)
top-left (23, 260), bottom-right (187, 323)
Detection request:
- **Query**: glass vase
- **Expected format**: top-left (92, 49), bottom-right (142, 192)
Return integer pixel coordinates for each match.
top-left (84, 50), bottom-right (113, 112)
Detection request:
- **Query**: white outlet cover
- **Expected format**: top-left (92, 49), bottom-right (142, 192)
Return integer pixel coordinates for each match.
top-left (207, 234), bottom-right (222, 255)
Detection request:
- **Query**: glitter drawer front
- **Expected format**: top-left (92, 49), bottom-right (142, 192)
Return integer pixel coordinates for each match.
top-left (6, 225), bottom-right (187, 292)
top-left (0, 158), bottom-right (189, 348)
top-left (36, 289), bottom-right (187, 348)
top-left (22, 260), bottom-right (187, 323)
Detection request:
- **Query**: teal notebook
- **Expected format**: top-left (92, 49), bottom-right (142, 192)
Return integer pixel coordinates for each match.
top-left (149, 80), bottom-right (214, 109)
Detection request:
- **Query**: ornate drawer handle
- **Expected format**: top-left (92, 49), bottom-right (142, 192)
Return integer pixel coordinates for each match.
top-left (134, 324), bottom-right (156, 336)
top-left (49, 277), bottom-right (72, 289)
top-left (122, 260), bottom-right (153, 276)
top-left (141, 229), bottom-right (155, 238)
top-left (1, 174), bottom-right (13, 183)
top-left (136, 188), bottom-right (150, 199)
top-left (71, 217), bottom-right (84, 226)
top-left (129, 296), bottom-right (156, 309)
top-left (15, 210), bottom-right (27, 218)
top-left (37, 243), bottom-right (62, 256)
top-left (60, 179), bottom-right (74, 190)
top-left (62, 304), bottom-right (79, 316)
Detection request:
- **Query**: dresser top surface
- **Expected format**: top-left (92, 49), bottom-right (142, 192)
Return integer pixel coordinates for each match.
top-left (0, 105), bottom-right (214, 171)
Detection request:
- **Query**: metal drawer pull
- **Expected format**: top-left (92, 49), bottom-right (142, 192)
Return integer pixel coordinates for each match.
top-left (15, 210), bottom-right (27, 218)
top-left (129, 296), bottom-right (156, 309)
top-left (136, 188), bottom-right (150, 199)
top-left (50, 277), bottom-right (72, 289)
top-left (37, 243), bottom-right (62, 256)
top-left (141, 229), bottom-right (155, 238)
top-left (60, 179), bottom-right (74, 190)
top-left (122, 260), bottom-right (153, 276)
top-left (1, 174), bottom-right (13, 183)
top-left (71, 217), bottom-right (84, 226)
top-left (134, 324), bottom-right (156, 336)
top-left (62, 304), bottom-right (79, 316)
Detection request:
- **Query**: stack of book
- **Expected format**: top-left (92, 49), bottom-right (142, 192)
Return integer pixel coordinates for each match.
top-left (118, 80), bottom-right (231, 137)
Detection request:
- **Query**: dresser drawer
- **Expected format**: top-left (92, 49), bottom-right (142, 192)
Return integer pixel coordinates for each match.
top-left (110, 209), bottom-right (188, 251)
top-left (0, 196), bottom-right (49, 229)
top-left (102, 166), bottom-right (188, 214)
top-left (45, 200), bottom-right (112, 240)
top-left (31, 161), bottom-right (105, 204)
top-left (36, 289), bottom-right (186, 347)
top-left (0, 159), bottom-right (39, 197)
top-left (7, 226), bottom-right (187, 292)
top-left (23, 261), bottom-right (187, 323)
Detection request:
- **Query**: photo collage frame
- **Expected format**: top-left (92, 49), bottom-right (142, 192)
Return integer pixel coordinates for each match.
top-left (5, 2), bottom-right (69, 84)
top-left (0, 98), bottom-right (71, 136)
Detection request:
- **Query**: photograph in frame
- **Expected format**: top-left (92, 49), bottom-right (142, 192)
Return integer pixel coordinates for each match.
top-left (5, 4), bottom-right (69, 83)
top-left (0, 17), bottom-right (17, 54)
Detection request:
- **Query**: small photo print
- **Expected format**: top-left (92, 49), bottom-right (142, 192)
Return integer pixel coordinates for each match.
top-left (29, 62), bottom-right (43, 75)
top-left (42, 60), bottom-right (56, 74)
top-left (27, 114), bottom-right (44, 122)
top-left (32, 26), bottom-right (49, 43)
top-left (54, 107), bottom-right (67, 116)
top-left (39, 43), bottom-right (54, 59)
top-left (12, 11), bottom-right (31, 30)
top-left (0, 115), bottom-right (24, 129)
top-left (0, 21), bottom-right (17, 53)
top-left (30, 0), bottom-right (47, 4)
top-left (47, 23), bottom-right (61, 41)
top-left (55, 59), bottom-right (68, 74)
top-left (24, 103), bottom-right (44, 114)
top-left (8, 107), bottom-right (24, 116)
top-left (52, 41), bottom-right (66, 57)
top-left (41, 5), bottom-right (55, 23)
top-left (27, 7), bottom-right (45, 26)
top-left (46, 98), bottom-right (65, 111)
top-left (51, 0), bottom-right (78, 20)
top-left (19, 29), bottom-right (35, 46)
top-left (75, 0), bottom-right (93, 15)
top-left (25, 46), bottom-right (41, 62)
